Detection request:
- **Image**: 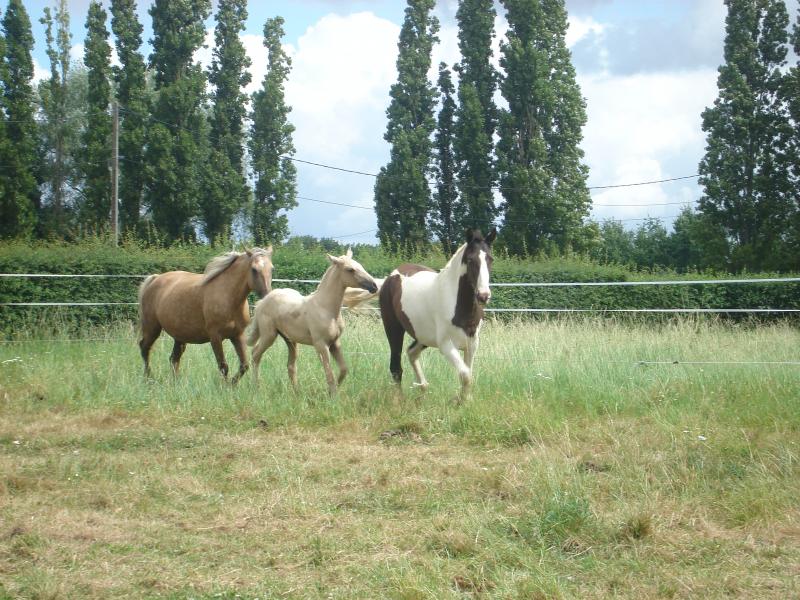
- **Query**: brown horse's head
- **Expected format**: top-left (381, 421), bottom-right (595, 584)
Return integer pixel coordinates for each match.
top-left (246, 246), bottom-right (274, 298)
top-left (327, 248), bottom-right (379, 293)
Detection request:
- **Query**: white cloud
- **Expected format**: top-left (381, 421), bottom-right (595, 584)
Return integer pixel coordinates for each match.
top-left (275, 12), bottom-right (401, 242)
top-left (579, 69), bottom-right (719, 224)
top-left (567, 15), bottom-right (604, 48)
top-left (32, 59), bottom-right (49, 84)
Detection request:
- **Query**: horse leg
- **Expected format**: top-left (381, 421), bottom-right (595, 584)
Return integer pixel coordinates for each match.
top-left (314, 341), bottom-right (337, 397)
top-left (170, 340), bottom-right (187, 376)
top-left (230, 334), bottom-right (249, 385)
top-left (381, 304), bottom-right (405, 386)
top-left (439, 339), bottom-right (472, 403)
top-left (464, 336), bottom-right (479, 374)
top-left (139, 323), bottom-right (161, 378)
top-left (282, 336), bottom-right (299, 390)
top-left (210, 337), bottom-right (229, 380)
top-left (329, 339), bottom-right (348, 385)
top-left (251, 324), bottom-right (278, 384)
top-left (407, 340), bottom-right (429, 391)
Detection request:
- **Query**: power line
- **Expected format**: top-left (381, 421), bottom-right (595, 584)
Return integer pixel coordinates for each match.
top-left (115, 102), bottom-right (702, 194)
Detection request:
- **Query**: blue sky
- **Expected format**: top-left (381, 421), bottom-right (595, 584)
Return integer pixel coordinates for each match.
top-left (18, 0), bottom-right (800, 243)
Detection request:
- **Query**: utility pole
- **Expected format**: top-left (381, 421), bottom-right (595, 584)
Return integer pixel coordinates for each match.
top-left (111, 100), bottom-right (119, 245)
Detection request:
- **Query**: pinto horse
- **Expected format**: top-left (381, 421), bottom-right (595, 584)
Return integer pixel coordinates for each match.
top-left (248, 248), bottom-right (378, 397)
top-left (378, 229), bottom-right (496, 401)
top-left (138, 247), bottom-right (273, 382)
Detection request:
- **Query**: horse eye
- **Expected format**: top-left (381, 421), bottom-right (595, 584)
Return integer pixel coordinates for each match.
top-left (347, 267), bottom-right (355, 273)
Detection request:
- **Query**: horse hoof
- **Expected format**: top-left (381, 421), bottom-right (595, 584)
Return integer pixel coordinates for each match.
top-left (412, 383), bottom-right (429, 393)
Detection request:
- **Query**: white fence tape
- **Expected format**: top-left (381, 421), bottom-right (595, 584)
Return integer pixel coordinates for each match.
top-left (2, 273), bottom-right (800, 287)
top-left (2, 273), bottom-right (798, 313)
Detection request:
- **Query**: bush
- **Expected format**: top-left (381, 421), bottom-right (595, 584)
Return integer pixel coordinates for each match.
top-left (1, 239), bottom-right (798, 335)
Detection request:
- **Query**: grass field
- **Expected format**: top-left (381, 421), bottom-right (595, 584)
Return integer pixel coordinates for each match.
top-left (1, 315), bottom-right (799, 599)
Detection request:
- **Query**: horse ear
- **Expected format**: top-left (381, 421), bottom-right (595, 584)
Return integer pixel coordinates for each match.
top-left (345, 247), bottom-right (353, 259)
top-left (465, 229), bottom-right (475, 243)
top-left (327, 254), bottom-right (341, 265)
top-left (485, 229), bottom-right (497, 245)
top-left (265, 245), bottom-right (273, 257)
top-left (245, 247), bottom-right (252, 257)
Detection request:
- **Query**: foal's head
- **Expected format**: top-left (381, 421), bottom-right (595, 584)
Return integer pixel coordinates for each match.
top-left (328, 248), bottom-right (379, 293)
top-left (461, 229), bottom-right (496, 305)
top-left (246, 246), bottom-right (274, 298)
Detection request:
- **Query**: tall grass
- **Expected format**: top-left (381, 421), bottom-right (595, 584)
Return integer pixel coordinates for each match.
top-left (1, 316), bottom-right (798, 598)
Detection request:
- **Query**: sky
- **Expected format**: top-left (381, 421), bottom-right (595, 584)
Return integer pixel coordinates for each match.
top-left (20, 0), bottom-right (800, 243)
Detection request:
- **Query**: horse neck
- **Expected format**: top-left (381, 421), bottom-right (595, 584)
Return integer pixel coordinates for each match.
top-left (212, 256), bottom-right (251, 306)
top-left (311, 266), bottom-right (347, 315)
top-left (438, 244), bottom-right (468, 290)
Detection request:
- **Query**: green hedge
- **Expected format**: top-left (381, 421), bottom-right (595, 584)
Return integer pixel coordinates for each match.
top-left (1, 239), bottom-right (798, 335)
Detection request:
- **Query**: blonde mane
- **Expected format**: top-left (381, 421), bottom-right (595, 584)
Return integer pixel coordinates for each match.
top-left (202, 248), bottom-right (272, 285)
top-left (202, 252), bottom-right (243, 284)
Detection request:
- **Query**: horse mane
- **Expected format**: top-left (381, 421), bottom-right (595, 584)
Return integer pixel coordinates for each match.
top-left (441, 243), bottom-right (467, 272)
top-left (202, 247), bottom-right (272, 285)
top-left (203, 252), bottom-right (243, 284)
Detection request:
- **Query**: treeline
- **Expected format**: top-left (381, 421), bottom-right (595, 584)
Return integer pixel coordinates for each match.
top-left (378, 0), bottom-right (800, 271)
top-left (1, 0), bottom-right (799, 273)
top-left (2, 237), bottom-right (798, 334)
top-left (0, 0), bottom-right (296, 244)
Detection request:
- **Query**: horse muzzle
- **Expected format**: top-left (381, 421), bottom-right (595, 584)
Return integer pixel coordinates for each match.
top-left (476, 291), bottom-right (491, 305)
top-left (362, 280), bottom-right (379, 294)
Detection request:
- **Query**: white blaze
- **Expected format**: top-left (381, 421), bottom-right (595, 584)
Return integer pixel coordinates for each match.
top-left (477, 250), bottom-right (491, 299)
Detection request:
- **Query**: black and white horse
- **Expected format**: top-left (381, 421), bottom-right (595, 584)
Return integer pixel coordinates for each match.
top-left (377, 229), bottom-right (496, 401)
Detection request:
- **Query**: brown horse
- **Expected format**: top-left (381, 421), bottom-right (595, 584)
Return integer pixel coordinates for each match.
top-left (138, 247), bottom-right (273, 382)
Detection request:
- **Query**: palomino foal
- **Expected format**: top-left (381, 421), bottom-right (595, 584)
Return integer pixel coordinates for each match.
top-left (247, 249), bottom-right (378, 396)
top-left (138, 248), bottom-right (273, 382)
top-left (379, 229), bottom-right (496, 401)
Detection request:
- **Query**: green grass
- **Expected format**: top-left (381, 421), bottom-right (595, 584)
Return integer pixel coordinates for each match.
top-left (1, 316), bottom-right (799, 598)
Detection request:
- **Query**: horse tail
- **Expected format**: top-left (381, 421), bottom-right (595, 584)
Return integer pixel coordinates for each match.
top-left (137, 274), bottom-right (158, 322)
top-left (342, 278), bottom-right (384, 311)
top-left (246, 314), bottom-right (260, 347)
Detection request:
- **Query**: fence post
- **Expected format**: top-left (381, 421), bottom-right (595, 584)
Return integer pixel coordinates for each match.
top-left (111, 101), bottom-right (119, 246)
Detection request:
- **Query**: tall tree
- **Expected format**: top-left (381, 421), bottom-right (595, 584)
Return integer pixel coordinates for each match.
top-left (145, 0), bottom-right (210, 241)
top-left (431, 63), bottom-right (461, 252)
top-left (202, 0), bottom-right (251, 242)
top-left (249, 16), bottom-right (297, 245)
top-left (496, 0), bottom-right (591, 256)
top-left (0, 11), bottom-right (18, 238)
top-left (784, 7), bottom-right (800, 262)
top-left (374, 0), bottom-right (439, 254)
top-left (0, 0), bottom-right (37, 238)
top-left (454, 0), bottom-right (497, 230)
top-left (38, 0), bottom-right (73, 235)
top-left (79, 0), bottom-right (112, 230)
top-left (110, 0), bottom-right (148, 235)
top-left (698, 0), bottom-right (792, 271)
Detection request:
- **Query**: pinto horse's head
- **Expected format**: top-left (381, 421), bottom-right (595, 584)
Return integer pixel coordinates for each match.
top-left (246, 246), bottom-right (274, 298)
top-left (462, 229), bottom-right (496, 305)
top-left (328, 247), bottom-right (379, 293)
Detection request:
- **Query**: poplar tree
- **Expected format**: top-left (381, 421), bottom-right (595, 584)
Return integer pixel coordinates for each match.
top-left (698, 0), bottom-right (792, 271)
top-left (249, 16), bottom-right (297, 245)
top-left (785, 8), bottom-right (800, 260)
top-left (431, 63), bottom-right (461, 252)
top-left (202, 0), bottom-right (251, 242)
top-left (145, 0), bottom-right (210, 241)
top-left (80, 0), bottom-right (112, 229)
top-left (38, 0), bottom-right (73, 235)
top-left (0, 12), bottom-right (18, 237)
top-left (110, 0), bottom-right (148, 234)
top-left (374, 0), bottom-right (439, 254)
top-left (0, 0), bottom-right (37, 238)
top-left (454, 0), bottom-right (497, 229)
top-left (496, 0), bottom-right (591, 256)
